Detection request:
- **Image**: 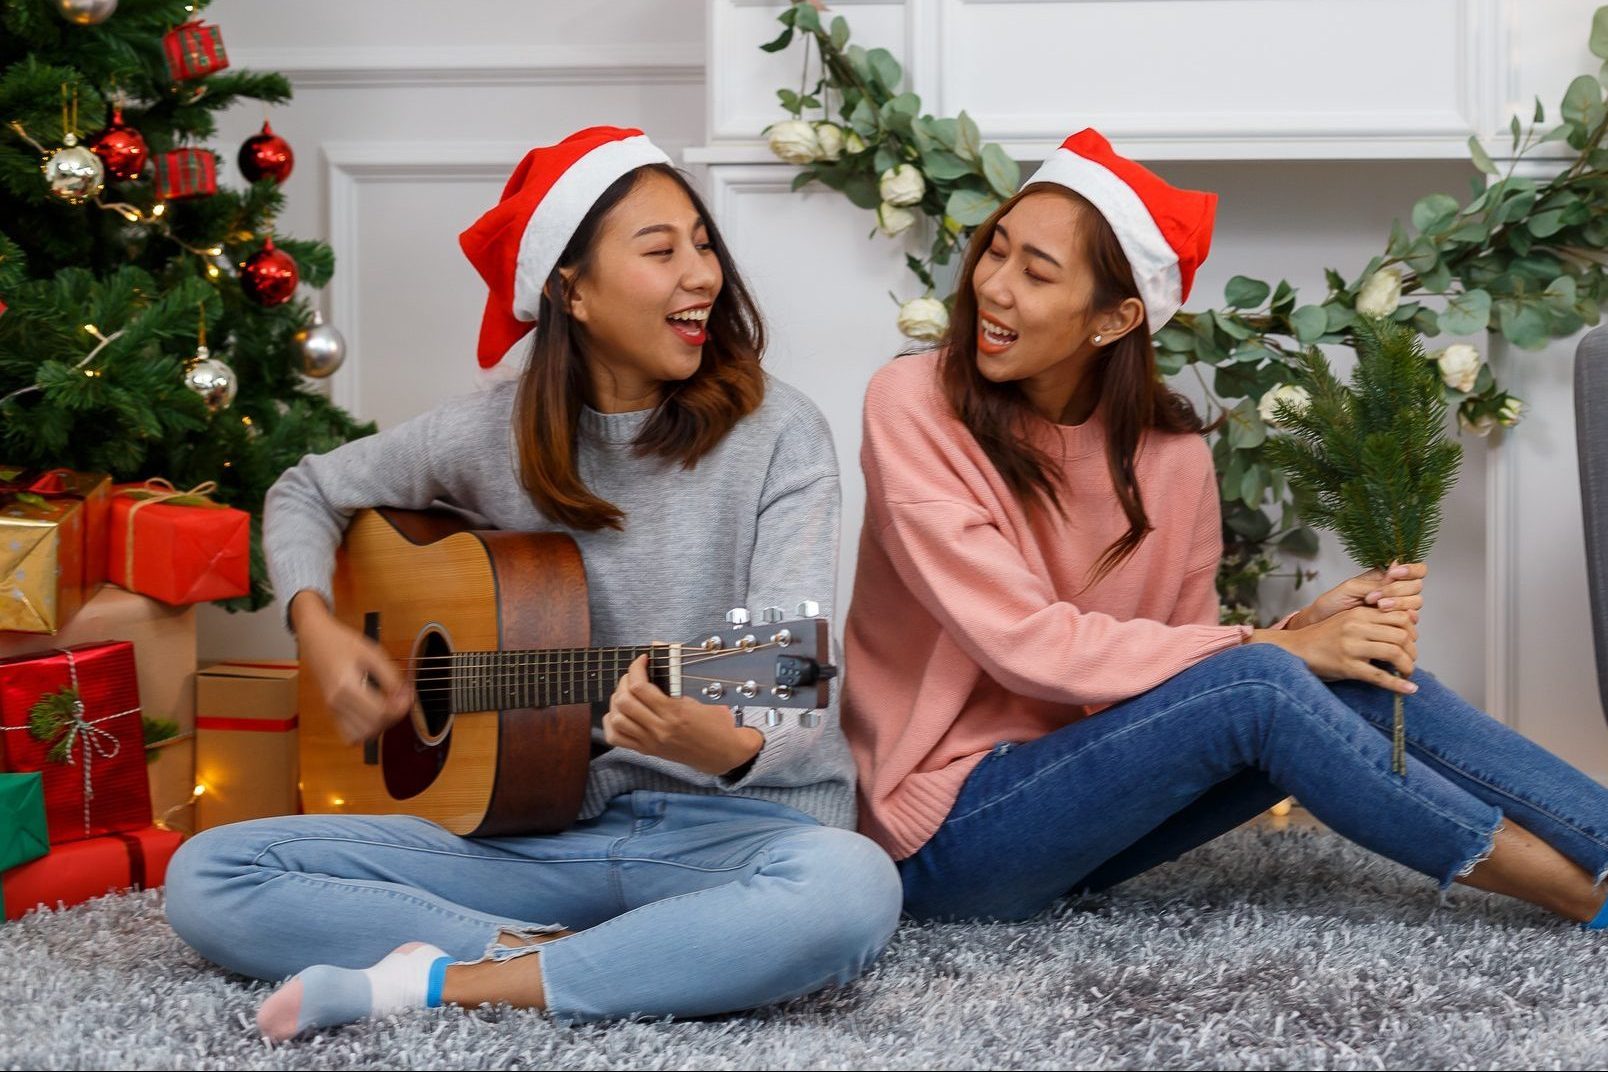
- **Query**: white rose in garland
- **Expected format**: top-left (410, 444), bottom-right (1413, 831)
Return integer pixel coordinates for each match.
top-left (814, 122), bottom-right (845, 162)
top-left (897, 296), bottom-right (949, 341)
top-left (879, 164), bottom-right (925, 207)
top-left (1355, 267), bottom-right (1404, 317)
top-left (1257, 383), bottom-right (1311, 428)
top-left (876, 202), bottom-right (916, 238)
top-left (1433, 343), bottom-right (1482, 393)
top-left (767, 119), bottom-right (821, 164)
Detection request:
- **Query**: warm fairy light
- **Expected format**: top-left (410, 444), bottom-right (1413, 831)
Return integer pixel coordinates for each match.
top-left (193, 782), bottom-right (206, 797)
top-left (331, 797), bottom-right (345, 807)
top-left (240, 416), bottom-right (253, 426)
top-left (205, 263), bottom-right (220, 280)
top-left (206, 246), bottom-right (222, 256)
top-left (83, 369), bottom-right (100, 378)
top-left (83, 323), bottom-right (97, 334)
top-left (151, 203), bottom-right (166, 217)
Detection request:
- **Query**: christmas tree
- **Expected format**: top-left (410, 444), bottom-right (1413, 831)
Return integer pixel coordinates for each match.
top-left (1265, 317), bottom-right (1463, 775)
top-left (0, 0), bottom-right (371, 611)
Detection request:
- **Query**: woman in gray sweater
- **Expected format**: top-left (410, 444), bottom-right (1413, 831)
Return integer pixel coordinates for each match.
top-left (162, 127), bottom-right (900, 1038)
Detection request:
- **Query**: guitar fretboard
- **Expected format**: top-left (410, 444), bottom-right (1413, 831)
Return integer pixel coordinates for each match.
top-left (444, 645), bottom-right (666, 711)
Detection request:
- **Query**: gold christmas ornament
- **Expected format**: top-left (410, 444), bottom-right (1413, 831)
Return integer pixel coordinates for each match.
top-left (293, 310), bottom-right (346, 378)
top-left (43, 132), bottom-right (105, 205)
top-left (183, 344), bottom-right (238, 413)
top-left (55, 0), bottom-right (118, 25)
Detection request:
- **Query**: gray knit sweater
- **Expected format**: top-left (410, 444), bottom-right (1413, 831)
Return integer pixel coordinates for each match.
top-left (263, 375), bottom-right (854, 829)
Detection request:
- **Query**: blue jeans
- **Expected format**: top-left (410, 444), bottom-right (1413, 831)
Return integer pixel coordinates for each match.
top-left (900, 643), bottom-right (1608, 922)
top-left (164, 791), bottom-right (902, 1022)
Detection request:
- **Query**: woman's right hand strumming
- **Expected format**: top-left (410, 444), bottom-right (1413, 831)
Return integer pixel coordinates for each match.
top-left (1251, 606), bottom-right (1419, 695)
top-left (290, 590), bottom-right (414, 745)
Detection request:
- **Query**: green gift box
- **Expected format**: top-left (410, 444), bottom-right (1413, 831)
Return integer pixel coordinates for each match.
top-left (1, 772), bottom-right (48, 871)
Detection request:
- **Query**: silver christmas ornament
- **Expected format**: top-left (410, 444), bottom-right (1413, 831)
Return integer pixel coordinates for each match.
top-left (184, 345), bottom-right (238, 413)
top-left (43, 133), bottom-right (105, 204)
top-left (55, 0), bottom-right (118, 25)
top-left (293, 310), bottom-right (346, 378)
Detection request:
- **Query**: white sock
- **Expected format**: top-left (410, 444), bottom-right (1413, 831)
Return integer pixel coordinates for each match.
top-left (256, 941), bottom-right (450, 1042)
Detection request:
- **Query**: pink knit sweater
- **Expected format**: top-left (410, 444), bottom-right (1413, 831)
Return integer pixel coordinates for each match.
top-left (842, 352), bottom-right (1259, 861)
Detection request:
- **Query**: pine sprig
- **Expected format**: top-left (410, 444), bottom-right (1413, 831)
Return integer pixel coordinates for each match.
top-left (1267, 319), bottom-right (1462, 571)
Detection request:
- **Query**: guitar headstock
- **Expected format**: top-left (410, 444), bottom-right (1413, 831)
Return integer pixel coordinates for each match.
top-left (671, 602), bottom-right (835, 726)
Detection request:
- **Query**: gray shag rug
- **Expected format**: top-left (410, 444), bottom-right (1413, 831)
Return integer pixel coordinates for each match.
top-left (2, 823), bottom-right (1605, 1071)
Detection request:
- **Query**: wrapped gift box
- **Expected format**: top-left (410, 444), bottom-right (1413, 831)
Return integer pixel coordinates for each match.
top-left (195, 661), bottom-right (298, 830)
top-left (147, 732), bottom-right (196, 836)
top-left (0, 585), bottom-right (197, 734)
top-left (0, 772), bottom-right (48, 872)
top-left (151, 148), bottom-right (217, 201)
top-left (1, 467), bottom-right (110, 635)
top-left (0, 641), bottom-right (151, 843)
top-left (108, 482), bottom-right (250, 606)
top-left (2, 825), bottom-right (182, 920)
top-left (162, 19), bottom-right (229, 82)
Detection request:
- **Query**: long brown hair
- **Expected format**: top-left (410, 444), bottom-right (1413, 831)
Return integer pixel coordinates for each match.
top-left (938, 182), bottom-right (1212, 587)
top-left (512, 163), bottom-right (766, 530)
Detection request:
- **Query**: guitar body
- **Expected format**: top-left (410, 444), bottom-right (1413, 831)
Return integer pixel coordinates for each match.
top-left (298, 507), bottom-right (593, 836)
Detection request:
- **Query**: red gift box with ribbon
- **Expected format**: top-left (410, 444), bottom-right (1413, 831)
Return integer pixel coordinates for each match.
top-left (2, 825), bottom-right (182, 921)
top-left (108, 480), bottom-right (250, 606)
top-left (162, 19), bottom-right (229, 82)
top-left (0, 641), bottom-right (151, 844)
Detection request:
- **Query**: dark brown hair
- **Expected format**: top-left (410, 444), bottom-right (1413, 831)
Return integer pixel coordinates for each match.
top-left (513, 164), bottom-right (766, 530)
top-left (938, 182), bottom-right (1212, 587)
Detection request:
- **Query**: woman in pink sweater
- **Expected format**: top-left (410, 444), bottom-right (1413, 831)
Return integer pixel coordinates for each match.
top-left (843, 128), bottom-right (1608, 928)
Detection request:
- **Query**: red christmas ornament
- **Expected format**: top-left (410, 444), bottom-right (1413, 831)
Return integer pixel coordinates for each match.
top-left (89, 106), bottom-right (149, 182)
top-left (239, 238), bottom-right (298, 306)
top-left (237, 120), bottom-right (294, 184)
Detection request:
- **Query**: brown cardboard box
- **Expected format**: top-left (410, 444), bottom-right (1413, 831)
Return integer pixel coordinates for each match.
top-left (0, 586), bottom-right (197, 733)
top-left (147, 732), bottom-right (196, 836)
top-left (195, 661), bottom-right (299, 831)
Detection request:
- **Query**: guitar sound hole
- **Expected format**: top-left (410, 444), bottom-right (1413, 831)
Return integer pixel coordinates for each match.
top-left (381, 627), bottom-right (452, 802)
top-left (415, 631), bottom-right (452, 740)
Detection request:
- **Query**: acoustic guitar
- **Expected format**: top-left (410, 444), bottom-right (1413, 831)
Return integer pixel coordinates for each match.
top-left (298, 507), bottom-right (835, 836)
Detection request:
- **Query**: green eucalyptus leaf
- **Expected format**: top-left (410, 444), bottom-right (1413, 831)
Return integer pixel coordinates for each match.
top-left (1528, 208), bottom-right (1568, 237)
top-left (1290, 304), bottom-right (1328, 344)
top-left (1441, 289), bottom-right (1491, 334)
top-left (1225, 275), bottom-right (1271, 308)
top-left (1411, 193), bottom-right (1459, 233)
top-left (760, 26), bottom-right (796, 53)
top-left (868, 48), bottom-right (902, 93)
top-left (1226, 398), bottom-right (1268, 450)
top-left (1468, 135), bottom-right (1498, 175)
top-left (956, 111), bottom-right (982, 160)
top-left (1563, 74), bottom-right (1603, 124)
top-left (980, 143), bottom-right (1020, 199)
top-left (1593, 6), bottom-right (1608, 60)
top-left (946, 188), bottom-right (1000, 226)
top-left (830, 14), bottom-right (850, 50)
top-left (1280, 527), bottom-right (1320, 556)
top-left (921, 148), bottom-right (973, 181)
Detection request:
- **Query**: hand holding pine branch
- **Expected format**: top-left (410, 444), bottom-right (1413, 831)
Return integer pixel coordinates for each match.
top-left (1265, 318), bottom-right (1463, 775)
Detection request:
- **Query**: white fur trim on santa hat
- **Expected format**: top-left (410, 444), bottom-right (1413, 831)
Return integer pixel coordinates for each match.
top-left (510, 134), bottom-right (673, 323)
top-left (1026, 149), bottom-right (1182, 333)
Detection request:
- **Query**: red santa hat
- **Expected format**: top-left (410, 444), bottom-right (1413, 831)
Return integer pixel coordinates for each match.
top-left (1025, 128), bottom-right (1216, 332)
top-left (459, 126), bottom-right (672, 367)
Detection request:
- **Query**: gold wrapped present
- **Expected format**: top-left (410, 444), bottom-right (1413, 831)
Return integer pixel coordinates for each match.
top-left (0, 467), bottom-right (111, 634)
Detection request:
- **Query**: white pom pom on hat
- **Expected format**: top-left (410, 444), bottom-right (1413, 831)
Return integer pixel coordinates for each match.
top-left (458, 126), bottom-right (672, 368)
top-left (1025, 128), bottom-right (1217, 332)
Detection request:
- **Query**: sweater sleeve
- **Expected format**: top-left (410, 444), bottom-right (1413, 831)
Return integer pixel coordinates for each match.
top-left (716, 398), bottom-right (843, 790)
top-left (1172, 457), bottom-right (1230, 628)
top-left (862, 372), bottom-right (1249, 709)
top-left (263, 398), bottom-right (462, 630)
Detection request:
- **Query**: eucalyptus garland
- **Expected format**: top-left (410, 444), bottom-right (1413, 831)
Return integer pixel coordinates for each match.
top-left (763, 1), bottom-right (1608, 623)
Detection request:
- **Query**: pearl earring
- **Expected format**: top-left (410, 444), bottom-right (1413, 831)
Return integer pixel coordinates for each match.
top-left (1092, 334), bottom-right (1103, 344)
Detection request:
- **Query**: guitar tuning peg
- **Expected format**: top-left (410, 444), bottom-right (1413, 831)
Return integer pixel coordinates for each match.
top-left (765, 708), bottom-right (783, 728)
top-left (761, 606), bottom-right (785, 624)
top-left (725, 608), bottom-right (751, 626)
top-left (800, 710), bottom-right (821, 728)
top-left (796, 600), bottom-right (820, 618)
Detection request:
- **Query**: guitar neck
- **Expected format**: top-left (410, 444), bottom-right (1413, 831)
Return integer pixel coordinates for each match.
top-left (443, 645), bottom-right (665, 712)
